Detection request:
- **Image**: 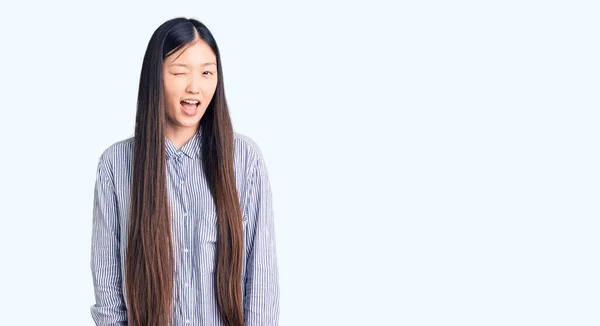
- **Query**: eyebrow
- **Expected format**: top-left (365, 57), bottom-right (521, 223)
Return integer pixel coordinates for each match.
top-left (169, 63), bottom-right (217, 67)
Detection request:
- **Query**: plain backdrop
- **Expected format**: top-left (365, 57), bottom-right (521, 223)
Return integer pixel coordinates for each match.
top-left (0, 1), bottom-right (598, 325)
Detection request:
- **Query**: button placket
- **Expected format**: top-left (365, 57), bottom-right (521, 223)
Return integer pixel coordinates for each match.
top-left (174, 153), bottom-right (193, 322)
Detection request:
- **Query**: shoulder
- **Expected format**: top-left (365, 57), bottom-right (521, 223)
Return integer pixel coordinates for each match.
top-left (233, 131), bottom-right (269, 179)
top-left (96, 136), bottom-right (135, 185)
top-left (98, 136), bottom-right (135, 165)
top-left (234, 131), bottom-right (267, 165)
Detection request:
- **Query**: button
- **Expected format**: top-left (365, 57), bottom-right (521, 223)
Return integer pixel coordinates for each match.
top-left (185, 282), bottom-right (189, 288)
top-left (185, 320), bottom-right (190, 324)
top-left (180, 180), bottom-right (184, 185)
top-left (184, 248), bottom-right (189, 252)
top-left (183, 212), bottom-right (188, 216)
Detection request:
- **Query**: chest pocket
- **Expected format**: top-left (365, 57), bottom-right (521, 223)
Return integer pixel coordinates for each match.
top-left (197, 210), bottom-right (248, 274)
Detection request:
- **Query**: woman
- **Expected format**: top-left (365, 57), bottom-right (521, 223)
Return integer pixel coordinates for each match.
top-left (90, 17), bottom-right (280, 326)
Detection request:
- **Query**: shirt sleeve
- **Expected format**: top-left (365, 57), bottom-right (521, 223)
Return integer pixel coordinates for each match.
top-left (243, 153), bottom-right (280, 325)
top-left (90, 154), bottom-right (128, 325)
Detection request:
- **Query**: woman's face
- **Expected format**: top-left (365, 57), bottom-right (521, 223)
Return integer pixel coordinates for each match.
top-left (163, 38), bottom-right (218, 134)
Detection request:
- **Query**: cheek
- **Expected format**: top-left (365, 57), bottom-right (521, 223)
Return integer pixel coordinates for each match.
top-left (164, 76), bottom-right (184, 94)
top-left (163, 81), bottom-right (183, 104)
top-left (204, 81), bottom-right (219, 97)
top-left (162, 91), bottom-right (179, 115)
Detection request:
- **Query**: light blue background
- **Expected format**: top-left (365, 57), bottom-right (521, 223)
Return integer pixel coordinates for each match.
top-left (0, 0), bottom-right (597, 325)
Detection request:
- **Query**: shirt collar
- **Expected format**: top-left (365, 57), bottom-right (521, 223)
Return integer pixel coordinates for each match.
top-left (165, 126), bottom-right (203, 161)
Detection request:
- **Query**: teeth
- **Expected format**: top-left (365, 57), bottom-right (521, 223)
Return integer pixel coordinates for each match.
top-left (182, 100), bottom-right (199, 104)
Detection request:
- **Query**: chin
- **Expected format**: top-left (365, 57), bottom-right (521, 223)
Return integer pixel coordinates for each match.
top-left (179, 118), bottom-right (201, 126)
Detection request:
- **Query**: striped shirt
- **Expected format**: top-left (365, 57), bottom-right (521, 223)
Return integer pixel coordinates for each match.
top-left (90, 126), bottom-right (280, 325)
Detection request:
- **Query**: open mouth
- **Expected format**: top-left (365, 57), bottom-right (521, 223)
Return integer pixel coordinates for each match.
top-left (179, 101), bottom-right (200, 117)
top-left (180, 100), bottom-right (200, 110)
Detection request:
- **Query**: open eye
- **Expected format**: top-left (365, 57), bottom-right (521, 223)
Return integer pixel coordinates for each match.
top-left (203, 71), bottom-right (214, 75)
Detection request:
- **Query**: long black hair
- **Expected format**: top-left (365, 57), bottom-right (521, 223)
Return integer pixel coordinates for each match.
top-left (126, 17), bottom-right (244, 326)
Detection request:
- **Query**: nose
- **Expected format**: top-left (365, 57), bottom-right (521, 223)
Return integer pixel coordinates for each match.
top-left (186, 73), bottom-right (201, 94)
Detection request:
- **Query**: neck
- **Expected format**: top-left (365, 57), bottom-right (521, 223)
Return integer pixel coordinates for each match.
top-left (165, 125), bottom-right (198, 149)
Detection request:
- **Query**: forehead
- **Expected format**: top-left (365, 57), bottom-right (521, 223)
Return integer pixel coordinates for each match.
top-left (165, 40), bottom-right (216, 66)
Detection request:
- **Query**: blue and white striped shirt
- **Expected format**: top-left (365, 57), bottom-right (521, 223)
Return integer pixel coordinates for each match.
top-left (90, 127), bottom-right (280, 325)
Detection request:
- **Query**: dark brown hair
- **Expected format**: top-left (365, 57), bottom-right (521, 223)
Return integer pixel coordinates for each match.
top-left (125, 17), bottom-right (244, 326)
